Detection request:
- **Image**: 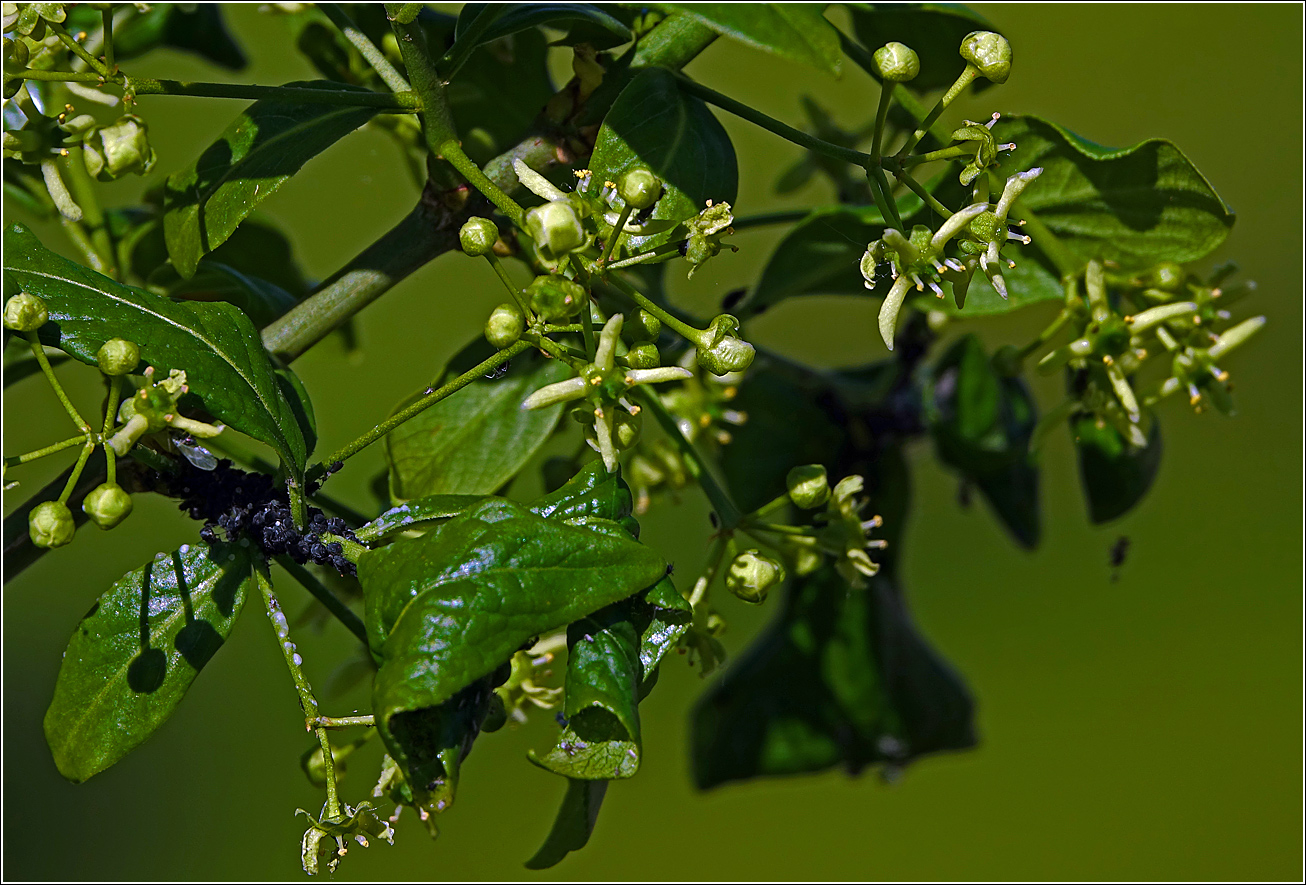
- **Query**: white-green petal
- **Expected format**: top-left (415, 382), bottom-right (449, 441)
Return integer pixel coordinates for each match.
top-left (877, 276), bottom-right (913, 350)
top-left (513, 158), bottom-right (567, 202)
top-left (1208, 316), bottom-right (1266, 359)
top-left (995, 167), bottom-right (1042, 219)
top-left (625, 367), bottom-right (692, 386)
top-left (521, 375), bottom-right (587, 410)
top-left (594, 314), bottom-right (623, 370)
top-left (931, 203), bottom-right (988, 250)
top-left (1128, 301), bottom-right (1198, 333)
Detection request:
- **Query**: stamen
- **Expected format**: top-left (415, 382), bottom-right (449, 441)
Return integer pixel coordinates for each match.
top-left (985, 112), bottom-right (1001, 129)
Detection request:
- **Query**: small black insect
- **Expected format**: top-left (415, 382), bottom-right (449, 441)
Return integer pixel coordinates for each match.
top-left (1109, 535), bottom-right (1131, 582)
top-left (485, 360), bottom-right (511, 380)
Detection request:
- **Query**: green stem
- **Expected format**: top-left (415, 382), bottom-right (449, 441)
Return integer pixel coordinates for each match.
top-left (602, 240), bottom-right (684, 271)
top-left (897, 170), bottom-right (952, 218)
top-left (4, 434), bottom-right (87, 468)
top-left (320, 3), bottom-right (411, 93)
top-left (895, 65), bottom-right (978, 159)
top-left (47, 20), bottom-right (110, 77)
top-left (60, 217), bottom-right (108, 275)
top-left (276, 556), bottom-right (369, 646)
top-left (604, 273), bottom-right (703, 345)
top-left (308, 339), bottom-right (531, 481)
top-left (123, 76), bottom-right (419, 109)
top-left (485, 253), bottom-right (533, 320)
top-left (674, 74), bottom-right (871, 167)
top-left (440, 139), bottom-right (525, 228)
top-left (1012, 202), bottom-right (1081, 280)
top-left (523, 331), bottom-right (584, 366)
top-left (255, 565), bottom-right (340, 819)
top-left (867, 165), bottom-right (905, 229)
top-left (58, 440), bottom-right (96, 504)
top-left (17, 69), bottom-right (104, 84)
top-left (901, 145), bottom-right (973, 167)
top-left (61, 147), bottom-right (116, 278)
top-left (837, 33), bottom-right (955, 149)
top-left (25, 333), bottom-right (91, 433)
top-left (101, 8), bottom-right (114, 71)
top-left (869, 79), bottom-right (893, 166)
top-left (321, 532), bottom-right (368, 563)
top-left (599, 204), bottom-right (634, 268)
top-left (313, 715), bottom-right (375, 729)
top-left (636, 387), bottom-right (743, 530)
top-left (102, 377), bottom-right (121, 485)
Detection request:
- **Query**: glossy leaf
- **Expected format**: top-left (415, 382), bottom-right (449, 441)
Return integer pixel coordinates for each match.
top-left (359, 499), bottom-right (668, 794)
top-left (657, 3), bottom-right (842, 75)
top-left (927, 335), bottom-right (1040, 547)
top-left (455, 3), bottom-right (632, 48)
top-left (994, 115), bottom-right (1235, 272)
top-left (275, 368), bottom-right (317, 461)
top-left (163, 81), bottom-right (380, 278)
top-left (692, 566), bottom-right (975, 789)
top-left (525, 779), bottom-right (607, 870)
top-left (43, 541), bottom-right (255, 782)
top-left (384, 347), bottom-right (571, 501)
top-left (847, 3), bottom-right (998, 93)
top-left (1073, 411), bottom-right (1162, 523)
top-left (167, 261), bottom-right (298, 327)
top-left (529, 460), bottom-right (640, 537)
top-left (3, 224), bottom-right (308, 472)
top-left (589, 67), bottom-right (738, 252)
top-left (356, 495), bottom-right (487, 544)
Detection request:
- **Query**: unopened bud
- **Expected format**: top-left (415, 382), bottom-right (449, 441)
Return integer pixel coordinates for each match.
top-left (786, 464), bottom-right (830, 509)
top-left (459, 217), bottom-right (500, 256)
top-left (695, 314), bottom-right (755, 376)
top-left (4, 292), bottom-right (47, 331)
top-left (725, 549), bottom-right (785, 604)
top-left (624, 342), bottom-right (661, 370)
top-left (1145, 261), bottom-right (1186, 293)
top-left (527, 274), bottom-right (587, 322)
top-left (625, 308), bottom-right (662, 342)
top-left (29, 500), bottom-right (75, 548)
top-left (83, 115), bottom-right (156, 181)
top-left (873, 42), bottom-right (919, 82)
top-left (82, 483), bottom-right (133, 529)
top-left (96, 338), bottom-right (140, 376)
top-left (960, 31), bottom-right (1012, 84)
top-left (525, 200), bottom-right (586, 257)
top-left (617, 167), bottom-right (662, 210)
top-left (484, 303), bottom-right (525, 349)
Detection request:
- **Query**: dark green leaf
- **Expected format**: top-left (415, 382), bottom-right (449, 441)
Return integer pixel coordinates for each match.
top-left (384, 347), bottom-right (571, 501)
top-left (455, 3), bottom-right (632, 48)
top-left (356, 495), bottom-right (488, 544)
top-left (524, 779), bottom-right (607, 870)
top-left (167, 261), bottom-right (298, 327)
top-left (274, 368), bottom-right (317, 461)
top-left (43, 540), bottom-right (255, 782)
top-left (1073, 411), bottom-right (1162, 523)
top-left (846, 3), bottom-right (997, 93)
top-left (692, 566), bottom-right (975, 789)
top-left (529, 460), bottom-right (640, 536)
top-left (67, 3), bottom-right (247, 69)
top-left (926, 335), bottom-right (1040, 547)
top-left (994, 115), bottom-right (1236, 272)
top-left (657, 3), bottom-right (842, 75)
top-left (3, 225), bottom-right (308, 473)
top-left (359, 499), bottom-right (667, 792)
top-left (163, 81), bottom-right (379, 278)
top-left (589, 67), bottom-right (738, 252)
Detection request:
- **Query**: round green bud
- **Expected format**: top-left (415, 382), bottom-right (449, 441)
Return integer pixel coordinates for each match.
top-left (1146, 261), bottom-right (1186, 293)
top-left (525, 200), bottom-right (586, 257)
top-left (967, 210), bottom-right (1007, 246)
top-left (527, 274), bottom-right (587, 322)
top-left (695, 314), bottom-right (755, 376)
top-left (786, 464), bottom-right (830, 509)
top-left (873, 42), bottom-right (919, 83)
top-left (613, 409), bottom-right (642, 450)
top-left (625, 308), bottom-right (662, 342)
top-left (29, 500), bottom-right (75, 549)
top-left (624, 342), bottom-right (661, 370)
top-left (617, 167), bottom-right (662, 211)
top-left (82, 483), bottom-right (133, 530)
top-left (96, 338), bottom-right (140, 376)
top-left (82, 114), bottom-right (156, 181)
top-left (960, 31), bottom-right (1012, 84)
top-left (484, 303), bottom-right (525, 350)
top-left (725, 549), bottom-right (786, 604)
top-left (459, 216), bottom-right (500, 256)
top-left (4, 292), bottom-right (47, 331)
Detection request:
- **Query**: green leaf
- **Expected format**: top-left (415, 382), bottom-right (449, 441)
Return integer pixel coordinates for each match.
top-left (163, 81), bottom-right (380, 278)
top-left (1072, 411), bottom-right (1162, 523)
top-left (994, 115), bottom-right (1236, 272)
top-left (846, 3), bottom-right (998, 93)
top-left (67, 3), bottom-right (247, 69)
top-left (656, 3), bottom-right (842, 75)
top-left (275, 367), bottom-right (317, 462)
top-left (529, 460), bottom-right (640, 537)
top-left (589, 67), bottom-right (738, 252)
top-left (359, 499), bottom-right (668, 793)
top-left (384, 347), bottom-right (571, 501)
top-left (455, 3), bottom-right (632, 48)
top-left (524, 779), bottom-right (607, 870)
top-left (355, 495), bottom-right (487, 544)
top-left (3, 224), bottom-right (309, 473)
top-left (43, 540), bottom-right (255, 782)
top-left (167, 261), bottom-right (298, 327)
top-left (691, 566), bottom-right (975, 789)
top-left (926, 335), bottom-right (1040, 547)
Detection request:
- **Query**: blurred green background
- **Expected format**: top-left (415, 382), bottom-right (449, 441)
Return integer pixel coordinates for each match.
top-left (3, 3), bottom-right (1301, 880)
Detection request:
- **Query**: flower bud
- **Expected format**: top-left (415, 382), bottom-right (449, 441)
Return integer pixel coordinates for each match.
top-left (1145, 261), bottom-right (1186, 293)
top-left (96, 338), bottom-right (140, 376)
top-left (4, 292), bottom-right (47, 331)
top-left (960, 31), bottom-right (1012, 84)
top-left (82, 483), bottom-right (133, 530)
top-left (625, 308), bottom-right (662, 342)
top-left (617, 167), bottom-right (662, 210)
top-left (527, 274), bottom-right (587, 322)
top-left (873, 42), bottom-right (919, 82)
top-left (726, 549), bottom-right (785, 604)
top-left (525, 200), bottom-right (586, 257)
top-left (459, 216), bottom-right (500, 256)
top-left (786, 464), bottom-right (830, 509)
top-left (624, 342), bottom-right (661, 370)
top-left (29, 500), bottom-right (75, 548)
top-left (484, 303), bottom-right (525, 349)
top-left (695, 314), bottom-right (755, 376)
top-left (82, 115), bottom-right (157, 181)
